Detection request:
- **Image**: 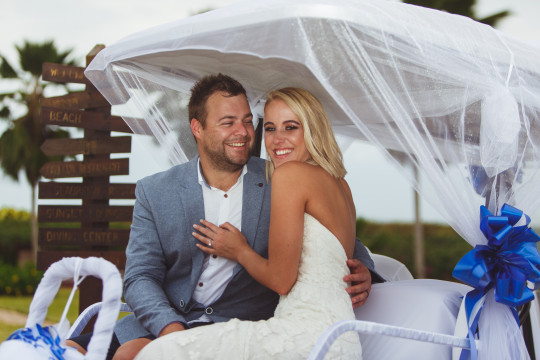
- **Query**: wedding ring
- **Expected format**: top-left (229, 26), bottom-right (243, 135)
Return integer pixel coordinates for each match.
top-left (208, 240), bottom-right (212, 247)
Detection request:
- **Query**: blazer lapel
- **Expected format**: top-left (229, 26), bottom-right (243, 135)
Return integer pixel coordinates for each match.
top-left (176, 158), bottom-right (206, 290)
top-left (234, 158), bottom-right (267, 275)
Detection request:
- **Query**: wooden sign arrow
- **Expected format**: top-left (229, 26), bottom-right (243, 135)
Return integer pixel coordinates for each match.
top-left (42, 63), bottom-right (89, 84)
top-left (38, 204), bottom-right (134, 222)
top-left (40, 158), bottom-right (129, 179)
top-left (41, 107), bottom-right (132, 133)
top-left (41, 91), bottom-right (110, 110)
top-left (39, 181), bottom-right (135, 199)
top-left (41, 136), bottom-right (131, 156)
top-left (39, 228), bottom-right (130, 247)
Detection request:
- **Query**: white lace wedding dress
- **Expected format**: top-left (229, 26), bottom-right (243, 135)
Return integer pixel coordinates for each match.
top-left (136, 213), bottom-right (362, 359)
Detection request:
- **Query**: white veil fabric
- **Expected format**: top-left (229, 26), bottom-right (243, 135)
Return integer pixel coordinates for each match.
top-left (84, 0), bottom-right (540, 358)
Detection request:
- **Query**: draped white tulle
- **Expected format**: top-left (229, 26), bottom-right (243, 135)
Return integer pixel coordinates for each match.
top-left (84, 0), bottom-right (540, 358)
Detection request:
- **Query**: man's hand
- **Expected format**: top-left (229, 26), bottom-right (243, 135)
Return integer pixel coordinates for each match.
top-left (158, 322), bottom-right (185, 337)
top-left (344, 258), bottom-right (372, 309)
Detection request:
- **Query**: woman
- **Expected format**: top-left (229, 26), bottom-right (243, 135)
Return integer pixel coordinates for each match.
top-left (135, 87), bottom-right (363, 359)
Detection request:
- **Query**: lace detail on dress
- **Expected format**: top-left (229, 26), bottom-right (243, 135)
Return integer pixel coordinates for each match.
top-left (135, 213), bottom-right (362, 360)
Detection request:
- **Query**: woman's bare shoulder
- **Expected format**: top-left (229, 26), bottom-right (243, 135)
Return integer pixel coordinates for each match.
top-left (272, 161), bottom-right (325, 183)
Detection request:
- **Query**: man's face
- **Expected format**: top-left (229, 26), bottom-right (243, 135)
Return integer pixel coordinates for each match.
top-left (192, 92), bottom-right (255, 172)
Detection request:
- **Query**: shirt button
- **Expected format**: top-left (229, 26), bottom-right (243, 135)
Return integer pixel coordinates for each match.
top-left (224, 194), bottom-right (228, 198)
top-left (258, 183), bottom-right (263, 187)
top-left (198, 282), bottom-right (204, 287)
top-left (212, 255), bottom-right (217, 259)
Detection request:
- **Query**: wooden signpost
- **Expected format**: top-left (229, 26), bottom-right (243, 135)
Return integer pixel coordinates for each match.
top-left (38, 45), bottom-right (136, 318)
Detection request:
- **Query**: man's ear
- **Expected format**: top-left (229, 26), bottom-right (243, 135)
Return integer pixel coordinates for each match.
top-left (191, 118), bottom-right (202, 140)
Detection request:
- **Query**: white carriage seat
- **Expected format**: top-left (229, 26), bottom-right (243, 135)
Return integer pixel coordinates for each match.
top-left (371, 253), bottom-right (414, 282)
top-left (346, 279), bottom-right (472, 360)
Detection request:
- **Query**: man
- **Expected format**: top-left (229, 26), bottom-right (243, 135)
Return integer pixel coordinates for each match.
top-left (68, 74), bottom-right (378, 360)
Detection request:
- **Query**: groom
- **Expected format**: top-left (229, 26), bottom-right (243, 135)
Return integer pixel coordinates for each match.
top-left (68, 73), bottom-right (378, 360)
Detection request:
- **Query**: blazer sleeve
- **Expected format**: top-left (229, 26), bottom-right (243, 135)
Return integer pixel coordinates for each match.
top-left (353, 238), bottom-right (385, 283)
top-left (123, 180), bottom-right (187, 336)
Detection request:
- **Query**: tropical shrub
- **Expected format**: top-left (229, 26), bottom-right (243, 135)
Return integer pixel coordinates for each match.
top-left (0, 260), bottom-right (43, 296)
top-left (0, 208), bottom-right (31, 264)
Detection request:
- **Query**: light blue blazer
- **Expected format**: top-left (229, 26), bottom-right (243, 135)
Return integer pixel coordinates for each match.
top-left (115, 156), bottom-right (376, 343)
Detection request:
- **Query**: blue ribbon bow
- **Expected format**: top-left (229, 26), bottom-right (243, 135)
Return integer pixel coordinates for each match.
top-left (7, 323), bottom-right (66, 360)
top-left (452, 204), bottom-right (540, 359)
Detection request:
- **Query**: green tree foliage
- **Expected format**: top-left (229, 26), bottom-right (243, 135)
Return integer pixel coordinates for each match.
top-left (0, 40), bottom-right (77, 261)
top-left (0, 261), bottom-right (42, 296)
top-left (0, 208), bottom-right (31, 265)
top-left (404, 0), bottom-right (510, 27)
top-left (357, 218), bottom-right (472, 280)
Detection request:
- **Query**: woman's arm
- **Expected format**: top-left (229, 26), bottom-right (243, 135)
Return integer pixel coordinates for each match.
top-left (194, 164), bottom-right (307, 295)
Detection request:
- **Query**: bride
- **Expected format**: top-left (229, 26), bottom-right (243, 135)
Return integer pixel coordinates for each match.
top-left (135, 87), bottom-right (363, 359)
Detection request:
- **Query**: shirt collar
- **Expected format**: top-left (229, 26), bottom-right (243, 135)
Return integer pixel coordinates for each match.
top-left (197, 158), bottom-right (248, 190)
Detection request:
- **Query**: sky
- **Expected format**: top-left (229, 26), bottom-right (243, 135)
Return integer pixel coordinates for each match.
top-left (1, 0), bottom-right (540, 227)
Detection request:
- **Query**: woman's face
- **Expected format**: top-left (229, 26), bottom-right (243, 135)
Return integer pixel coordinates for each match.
top-left (264, 98), bottom-right (311, 168)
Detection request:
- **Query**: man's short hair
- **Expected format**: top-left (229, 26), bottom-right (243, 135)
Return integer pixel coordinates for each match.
top-left (188, 73), bottom-right (247, 127)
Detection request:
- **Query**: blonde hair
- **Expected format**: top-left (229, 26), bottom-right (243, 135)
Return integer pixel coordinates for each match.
top-left (264, 87), bottom-right (346, 179)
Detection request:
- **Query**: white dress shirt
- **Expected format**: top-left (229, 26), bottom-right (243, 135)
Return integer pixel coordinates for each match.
top-left (191, 160), bottom-right (247, 323)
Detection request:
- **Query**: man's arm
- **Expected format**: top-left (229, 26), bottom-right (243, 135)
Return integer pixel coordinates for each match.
top-left (158, 322), bottom-right (185, 336)
top-left (345, 238), bottom-right (385, 309)
top-left (123, 181), bottom-right (187, 336)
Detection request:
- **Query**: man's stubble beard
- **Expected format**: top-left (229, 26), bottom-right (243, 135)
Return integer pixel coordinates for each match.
top-left (204, 140), bottom-right (254, 173)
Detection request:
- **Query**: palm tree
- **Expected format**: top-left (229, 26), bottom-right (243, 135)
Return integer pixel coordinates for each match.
top-left (0, 40), bottom-right (75, 262)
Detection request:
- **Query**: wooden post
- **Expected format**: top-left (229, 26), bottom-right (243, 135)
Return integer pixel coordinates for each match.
top-left (413, 164), bottom-right (426, 278)
top-left (38, 45), bottom-right (136, 324)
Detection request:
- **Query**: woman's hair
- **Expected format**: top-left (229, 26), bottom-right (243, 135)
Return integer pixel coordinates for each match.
top-left (264, 87), bottom-right (346, 178)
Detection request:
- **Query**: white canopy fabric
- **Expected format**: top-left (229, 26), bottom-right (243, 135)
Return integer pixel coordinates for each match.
top-left (85, 0), bottom-right (540, 358)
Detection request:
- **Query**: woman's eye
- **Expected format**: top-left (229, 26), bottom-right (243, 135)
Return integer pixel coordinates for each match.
top-left (264, 127), bottom-right (275, 132)
top-left (286, 126), bottom-right (298, 130)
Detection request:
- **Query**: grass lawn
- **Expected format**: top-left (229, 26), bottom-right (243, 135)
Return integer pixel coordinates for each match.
top-left (0, 323), bottom-right (21, 342)
top-left (0, 287), bottom-right (79, 340)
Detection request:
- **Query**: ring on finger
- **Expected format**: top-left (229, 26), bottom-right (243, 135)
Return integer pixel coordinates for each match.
top-left (208, 240), bottom-right (212, 247)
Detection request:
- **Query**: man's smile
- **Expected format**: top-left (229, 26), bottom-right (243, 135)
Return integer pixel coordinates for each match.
top-left (227, 142), bottom-right (247, 147)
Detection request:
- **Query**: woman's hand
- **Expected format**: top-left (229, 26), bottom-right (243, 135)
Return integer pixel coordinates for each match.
top-left (193, 219), bottom-right (250, 261)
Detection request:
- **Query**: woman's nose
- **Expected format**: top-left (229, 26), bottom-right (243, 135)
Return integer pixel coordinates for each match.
top-left (273, 129), bottom-right (285, 143)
